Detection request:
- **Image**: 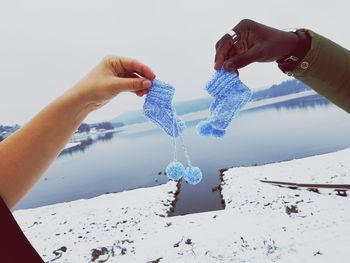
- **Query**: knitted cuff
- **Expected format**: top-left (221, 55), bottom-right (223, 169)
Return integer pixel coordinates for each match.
top-left (147, 80), bottom-right (175, 103)
top-left (206, 69), bottom-right (239, 96)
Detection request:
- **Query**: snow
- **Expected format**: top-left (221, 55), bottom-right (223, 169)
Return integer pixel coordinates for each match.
top-left (14, 182), bottom-right (179, 262)
top-left (13, 148), bottom-right (350, 262)
top-left (221, 147), bottom-right (350, 262)
top-left (63, 142), bottom-right (81, 150)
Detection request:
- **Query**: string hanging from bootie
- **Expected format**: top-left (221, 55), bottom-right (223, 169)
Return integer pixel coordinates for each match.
top-left (166, 109), bottom-right (202, 185)
top-left (178, 131), bottom-right (202, 185)
top-left (165, 117), bottom-right (186, 181)
top-left (144, 79), bottom-right (202, 185)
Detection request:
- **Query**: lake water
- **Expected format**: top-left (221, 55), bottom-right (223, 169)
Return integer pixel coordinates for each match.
top-left (15, 95), bottom-right (350, 215)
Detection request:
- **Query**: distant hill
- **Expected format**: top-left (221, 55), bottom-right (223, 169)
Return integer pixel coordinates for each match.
top-left (251, 80), bottom-right (310, 101)
top-left (110, 98), bottom-right (212, 126)
top-left (173, 97), bottom-right (211, 115)
top-left (111, 79), bottom-right (312, 126)
top-left (111, 110), bottom-right (148, 126)
top-left (0, 124), bottom-right (20, 139)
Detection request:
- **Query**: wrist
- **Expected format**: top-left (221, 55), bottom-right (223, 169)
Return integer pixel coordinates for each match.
top-left (61, 88), bottom-right (95, 119)
top-left (282, 32), bottom-right (299, 58)
top-left (277, 30), bottom-right (312, 74)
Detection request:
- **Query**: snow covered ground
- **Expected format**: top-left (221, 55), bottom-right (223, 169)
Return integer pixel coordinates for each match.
top-left (14, 148), bottom-right (350, 262)
top-left (63, 142), bottom-right (81, 150)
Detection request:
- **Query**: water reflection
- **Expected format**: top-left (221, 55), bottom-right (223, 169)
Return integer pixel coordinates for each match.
top-left (16, 94), bottom-right (350, 215)
top-left (60, 94), bottom-right (332, 155)
top-left (247, 94), bottom-right (331, 113)
top-left (59, 131), bottom-right (119, 157)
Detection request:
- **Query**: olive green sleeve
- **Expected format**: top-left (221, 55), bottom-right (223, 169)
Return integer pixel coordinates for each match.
top-left (291, 30), bottom-right (350, 113)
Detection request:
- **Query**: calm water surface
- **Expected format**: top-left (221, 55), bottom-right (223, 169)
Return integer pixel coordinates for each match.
top-left (16, 96), bottom-right (350, 215)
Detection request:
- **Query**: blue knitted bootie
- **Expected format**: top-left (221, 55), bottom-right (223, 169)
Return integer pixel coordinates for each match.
top-left (143, 79), bottom-right (202, 185)
top-left (144, 80), bottom-right (185, 137)
top-left (197, 68), bottom-right (252, 138)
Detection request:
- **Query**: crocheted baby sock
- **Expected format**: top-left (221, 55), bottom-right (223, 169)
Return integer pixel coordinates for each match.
top-left (143, 79), bottom-right (202, 185)
top-left (144, 79), bottom-right (185, 137)
top-left (197, 68), bottom-right (252, 138)
top-left (206, 69), bottom-right (226, 113)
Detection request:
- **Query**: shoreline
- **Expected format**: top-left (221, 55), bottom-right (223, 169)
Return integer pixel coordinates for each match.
top-left (15, 92), bottom-right (346, 213)
top-left (14, 147), bottom-right (350, 262)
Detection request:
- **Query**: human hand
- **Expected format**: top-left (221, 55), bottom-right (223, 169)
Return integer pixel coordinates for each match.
top-left (214, 19), bottom-right (299, 71)
top-left (0, 56), bottom-right (155, 208)
top-left (69, 56), bottom-right (156, 111)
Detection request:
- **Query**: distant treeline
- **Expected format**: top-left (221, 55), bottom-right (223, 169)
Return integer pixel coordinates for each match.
top-left (1, 80), bottom-right (311, 132)
top-left (110, 79), bottom-right (312, 126)
top-left (77, 121), bottom-right (124, 133)
top-left (251, 80), bottom-right (310, 101)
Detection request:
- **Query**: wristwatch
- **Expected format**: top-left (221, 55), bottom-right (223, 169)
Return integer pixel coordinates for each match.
top-left (277, 29), bottom-right (312, 75)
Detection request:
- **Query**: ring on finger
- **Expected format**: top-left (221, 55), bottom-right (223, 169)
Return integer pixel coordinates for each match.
top-left (227, 29), bottom-right (239, 44)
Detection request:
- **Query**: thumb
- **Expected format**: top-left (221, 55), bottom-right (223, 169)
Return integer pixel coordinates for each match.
top-left (224, 45), bottom-right (260, 71)
top-left (114, 77), bottom-right (152, 92)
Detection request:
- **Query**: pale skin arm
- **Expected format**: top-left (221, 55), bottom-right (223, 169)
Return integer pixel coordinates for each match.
top-left (0, 56), bottom-right (155, 209)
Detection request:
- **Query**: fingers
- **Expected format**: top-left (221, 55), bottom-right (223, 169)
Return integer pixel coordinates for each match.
top-left (120, 72), bottom-right (150, 96)
top-left (116, 77), bottom-right (152, 93)
top-left (214, 34), bottom-right (236, 70)
top-left (135, 89), bottom-right (149, 97)
top-left (118, 72), bottom-right (140, 79)
top-left (233, 31), bottom-right (250, 54)
top-left (224, 45), bottom-right (260, 71)
top-left (215, 19), bottom-right (257, 71)
top-left (121, 72), bottom-right (150, 97)
top-left (118, 57), bottom-right (156, 80)
top-left (104, 56), bottom-right (155, 97)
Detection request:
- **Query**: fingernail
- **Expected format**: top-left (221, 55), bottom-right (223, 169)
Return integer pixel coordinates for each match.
top-left (142, 80), bottom-right (152, 89)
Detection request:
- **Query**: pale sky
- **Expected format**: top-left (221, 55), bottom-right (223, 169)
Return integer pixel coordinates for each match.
top-left (0, 0), bottom-right (349, 124)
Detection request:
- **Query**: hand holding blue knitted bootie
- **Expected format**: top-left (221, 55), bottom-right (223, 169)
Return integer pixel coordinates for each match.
top-left (144, 80), bottom-right (185, 137)
top-left (197, 68), bottom-right (252, 138)
top-left (143, 79), bottom-right (202, 185)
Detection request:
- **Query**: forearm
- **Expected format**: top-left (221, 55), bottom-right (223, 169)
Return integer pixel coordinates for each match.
top-left (291, 30), bottom-right (350, 112)
top-left (0, 56), bottom-right (154, 209)
top-left (0, 89), bottom-right (92, 209)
